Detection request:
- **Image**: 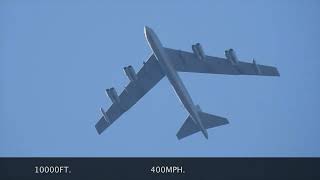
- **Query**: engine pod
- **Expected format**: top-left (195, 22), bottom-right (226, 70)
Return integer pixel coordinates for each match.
top-left (225, 48), bottom-right (238, 65)
top-left (106, 87), bottom-right (120, 104)
top-left (124, 65), bottom-right (138, 82)
top-left (192, 43), bottom-right (206, 60)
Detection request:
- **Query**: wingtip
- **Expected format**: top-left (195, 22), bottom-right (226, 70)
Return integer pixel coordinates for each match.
top-left (95, 123), bottom-right (103, 135)
top-left (95, 117), bottom-right (109, 135)
top-left (176, 135), bottom-right (182, 141)
top-left (225, 118), bottom-right (230, 125)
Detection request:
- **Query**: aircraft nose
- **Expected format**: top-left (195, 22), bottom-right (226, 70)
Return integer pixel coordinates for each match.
top-left (144, 26), bottom-right (150, 31)
top-left (144, 26), bottom-right (153, 42)
top-left (144, 26), bottom-right (151, 35)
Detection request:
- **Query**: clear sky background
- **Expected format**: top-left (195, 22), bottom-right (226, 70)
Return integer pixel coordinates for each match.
top-left (1, 0), bottom-right (319, 157)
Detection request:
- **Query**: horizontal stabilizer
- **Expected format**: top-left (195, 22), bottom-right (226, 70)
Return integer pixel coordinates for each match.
top-left (176, 112), bottom-right (229, 140)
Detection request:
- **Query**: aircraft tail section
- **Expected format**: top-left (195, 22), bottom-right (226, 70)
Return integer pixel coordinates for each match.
top-left (176, 111), bottom-right (229, 140)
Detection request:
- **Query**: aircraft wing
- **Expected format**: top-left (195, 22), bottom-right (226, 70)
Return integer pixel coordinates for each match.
top-left (165, 48), bottom-right (280, 76)
top-left (95, 54), bottom-right (165, 134)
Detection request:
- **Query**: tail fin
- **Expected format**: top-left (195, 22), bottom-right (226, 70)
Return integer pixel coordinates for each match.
top-left (176, 112), bottom-right (229, 140)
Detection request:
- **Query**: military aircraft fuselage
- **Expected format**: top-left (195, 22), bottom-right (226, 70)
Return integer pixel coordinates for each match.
top-left (144, 26), bottom-right (208, 138)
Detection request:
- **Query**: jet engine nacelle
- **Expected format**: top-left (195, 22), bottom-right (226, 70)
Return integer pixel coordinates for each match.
top-left (106, 87), bottom-right (120, 104)
top-left (225, 48), bottom-right (238, 65)
top-left (124, 65), bottom-right (137, 82)
top-left (192, 43), bottom-right (206, 60)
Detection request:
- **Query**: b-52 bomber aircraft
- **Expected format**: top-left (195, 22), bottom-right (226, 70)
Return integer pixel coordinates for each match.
top-left (95, 26), bottom-right (280, 140)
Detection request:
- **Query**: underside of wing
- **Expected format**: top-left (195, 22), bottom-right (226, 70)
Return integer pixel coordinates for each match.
top-left (165, 47), bottom-right (280, 76)
top-left (95, 54), bottom-right (164, 134)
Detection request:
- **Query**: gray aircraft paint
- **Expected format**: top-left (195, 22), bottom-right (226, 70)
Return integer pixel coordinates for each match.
top-left (95, 26), bottom-right (279, 140)
top-left (144, 26), bottom-right (208, 139)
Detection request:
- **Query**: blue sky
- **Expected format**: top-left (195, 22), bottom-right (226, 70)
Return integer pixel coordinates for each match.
top-left (1, 0), bottom-right (319, 157)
